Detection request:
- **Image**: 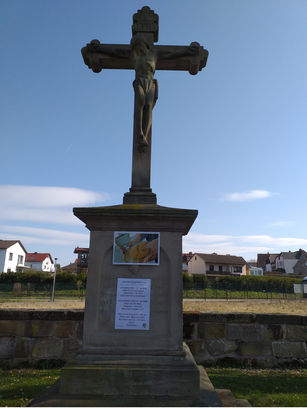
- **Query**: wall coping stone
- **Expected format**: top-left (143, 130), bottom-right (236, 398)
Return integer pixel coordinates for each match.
top-left (0, 310), bottom-right (84, 321)
top-left (184, 312), bottom-right (305, 325)
top-left (0, 310), bottom-right (304, 325)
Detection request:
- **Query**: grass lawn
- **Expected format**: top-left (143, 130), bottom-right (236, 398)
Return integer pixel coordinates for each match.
top-left (207, 367), bottom-right (307, 407)
top-left (0, 368), bottom-right (60, 407)
top-left (0, 367), bottom-right (306, 406)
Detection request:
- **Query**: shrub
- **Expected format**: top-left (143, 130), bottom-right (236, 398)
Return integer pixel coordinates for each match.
top-left (0, 271), bottom-right (53, 284)
top-left (211, 275), bottom-right (301, 293)
top-left (192, 274), bottom-right (209, 289)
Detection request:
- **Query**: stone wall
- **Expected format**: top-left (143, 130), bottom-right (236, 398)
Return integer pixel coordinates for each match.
top-left (0, 310), bottom-right (83, 367)
top-left (0, 310), bottom-right (306, 367)
top-left (184, 312), bottom-right (307, 367)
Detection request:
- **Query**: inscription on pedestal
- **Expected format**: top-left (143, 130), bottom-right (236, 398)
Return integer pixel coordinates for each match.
top-left (115, 278), bottom-right (151, 330)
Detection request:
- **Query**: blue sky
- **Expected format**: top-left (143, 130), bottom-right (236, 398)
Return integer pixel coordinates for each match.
top-left (1, 0), bottom-right (307, 266)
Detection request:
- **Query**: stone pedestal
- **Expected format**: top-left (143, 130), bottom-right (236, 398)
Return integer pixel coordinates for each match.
top-left (30, 204), bottom-right (221, 406)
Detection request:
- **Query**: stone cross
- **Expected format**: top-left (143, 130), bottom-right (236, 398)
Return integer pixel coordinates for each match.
top-left (81, 6), bottom-right (208, 204)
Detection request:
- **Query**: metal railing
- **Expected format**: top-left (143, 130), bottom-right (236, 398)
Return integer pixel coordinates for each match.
top-left (0, 281), bottom-right (302, 302)
top-left (0, 282), bottom-right (86, 302)
top-left (183, 281), bottom-right (302, 300)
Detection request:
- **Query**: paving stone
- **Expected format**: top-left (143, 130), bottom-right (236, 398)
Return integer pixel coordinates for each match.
top-left (0, 320), bottom-right (26, 336)
top-left (216, 389), bottom-right (252, 407)
top-left (55, 321), bottom-right (76, 338)
top-left (199, 322), bottom-right (226, 339)
top-left (238, 341), bottom-right (272, 357)
top-left (0, 337), bottom-right (15, 358)
top-left (206, 339), bottom-right (238, 356)
top-left (32, 338), bottom-right (64, 359)
top-left (286, 325), bottom-right (307, 341)
top-left (272, 341), bottom-right (307, 358)
top-left (227, 324), bottom-right (261, 341)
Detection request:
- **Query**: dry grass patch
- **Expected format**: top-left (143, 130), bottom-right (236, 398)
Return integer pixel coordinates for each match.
top-left (0, 300), bottom-right (85, 310)
top-left (183, 299), bottom-right (307, 315)
top-left (0, 298), bottom-right (306, 315)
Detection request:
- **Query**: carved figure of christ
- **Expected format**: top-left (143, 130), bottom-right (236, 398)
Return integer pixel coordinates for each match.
top-left (84, 36), bottom-right (203, 151)
top-left (81, 7), bottom-right (208, 204)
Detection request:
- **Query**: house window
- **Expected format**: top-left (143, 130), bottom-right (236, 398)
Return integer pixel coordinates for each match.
top-left (17, 255), bottom-right (23, 265)
top-left (219, 265), bottom-right (223, 272)
top-left (9, 253), bottom-right (13, 261)
top-left (7, 268), bottom-right (11, 273)
top-left (233, 266), bottom-right (242, 273)
top-left (209, 265), bottom-right (214, 272)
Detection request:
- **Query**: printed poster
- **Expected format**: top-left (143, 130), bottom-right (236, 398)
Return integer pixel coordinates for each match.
top-left (115, 278), bottom-right (151, 330)
top-left (113, 231), bottom-right (160, 265)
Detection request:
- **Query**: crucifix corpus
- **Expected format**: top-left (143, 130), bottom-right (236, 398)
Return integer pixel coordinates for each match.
top-left (82, 6), bottom-right (208, 204)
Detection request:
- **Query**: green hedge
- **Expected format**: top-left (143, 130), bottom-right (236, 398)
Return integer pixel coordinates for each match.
top-left (183, 273), bottom-right (209, 289)
top-left (0, 271), bottom-right (87, 285)
top-left (183, 273), bottom-right (301, 293)
top-left (211, 275), bottom-right (301, 293)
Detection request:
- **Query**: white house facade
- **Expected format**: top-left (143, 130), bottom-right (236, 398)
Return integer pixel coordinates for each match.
top-left (25, 253), bottom-right (55, 272)
top-left (0, 240), bottom-right (27, 273)
top-left (275, 250), bottom-right (307, 274)
top-left (275, 254), bottom-right (297, 274)
top-left (188, 253), bottom-right (246, 276)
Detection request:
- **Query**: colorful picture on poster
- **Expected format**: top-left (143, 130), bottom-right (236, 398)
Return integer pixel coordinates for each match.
top-left (113, 231), bottom-right (160, 265)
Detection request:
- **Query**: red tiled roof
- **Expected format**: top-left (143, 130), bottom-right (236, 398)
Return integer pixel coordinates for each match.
top-left (74, 247), bottom-right (89, 254)
top-left (182, 252), bottom-right (194, 262)
top-left (26, 253), bottom-right (53, 263)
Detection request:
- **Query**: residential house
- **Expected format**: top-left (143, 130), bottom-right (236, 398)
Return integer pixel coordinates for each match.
top-left (25, 253), bottom-right (55, 272)
top-left (188, 253), bottom-right (246, 276)
top-left (242, 264), bottom-right (263, 276)
top-left (257, 253), bottom-right (279, 272)
top-left (275, 249), bottom-right (307, 275)
top-left (62, 247), bottom-right (89, 274)
top-left (74, 247), bottom-right (89, 273)
top-left (62, 262), bottom-right (78, 273)
top-left (182, 252), bottom-right (193, 272)
top-left (0, 240), bottom-right (27, 272)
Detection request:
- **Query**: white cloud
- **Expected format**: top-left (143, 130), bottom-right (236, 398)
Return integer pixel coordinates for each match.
top-left (185, 233), bottom-right (232, 244)
top-left (0, 207), bottom-right (79, 225)
top-left (222, 190), bottom-right (273, 202)
top-left (0, 185), bottom-right (106, 262)
top-left (270, 221), bottom-right (293, 227)
top-left (183, 232), bottom-right (307, 259)
top-left (241, 235), bottom-right (307, 247)
top-left (0, 185), bottom-right (107, 208)
top-left (0, 185), bottom-right (109, 225)
top-left (0, 225), bottom-right (89, 247)
top-left (239, 235), bottom-right (275, 244)
top-left (183, 233), bottom-right (272, 257)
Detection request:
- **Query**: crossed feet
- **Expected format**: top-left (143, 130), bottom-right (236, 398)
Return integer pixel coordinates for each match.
top-left (137, 134), bottom-right (149, 151)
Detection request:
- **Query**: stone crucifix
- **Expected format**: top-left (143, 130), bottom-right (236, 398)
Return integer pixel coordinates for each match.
top-left (81, 6), bottom-right (208, 204)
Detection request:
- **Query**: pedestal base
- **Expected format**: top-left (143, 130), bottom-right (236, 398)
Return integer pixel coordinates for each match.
top-left (29, 345), bottom-right (222, 407)
top-left (123, 188), bottom-right (157, 204)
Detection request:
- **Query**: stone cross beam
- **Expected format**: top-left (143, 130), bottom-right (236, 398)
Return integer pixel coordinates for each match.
top-left (81, 6), bottom-right (208, 204)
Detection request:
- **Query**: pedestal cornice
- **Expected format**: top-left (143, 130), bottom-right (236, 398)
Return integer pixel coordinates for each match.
top-left (73, 204), bottom-right (197, 235)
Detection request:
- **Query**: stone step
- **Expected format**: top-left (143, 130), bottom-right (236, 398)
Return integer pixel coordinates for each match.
top-left (216, 389), bottom-right (251, 407)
